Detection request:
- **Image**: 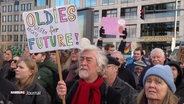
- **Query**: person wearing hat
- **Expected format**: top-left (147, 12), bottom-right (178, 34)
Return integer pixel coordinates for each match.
top-left (137, 65), bottom-right (178, 104)
top-left (111, 51), bottom-right (136, 89)
top-left (133, 60), bottom-right (147, 89)
top-left (103, 56), bottom-right (137, 104)
top-left (167, 61), bottom-right (184, 104)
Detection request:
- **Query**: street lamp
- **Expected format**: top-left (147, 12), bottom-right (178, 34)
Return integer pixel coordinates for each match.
top-left (171, 0), bottom-right (178, 51)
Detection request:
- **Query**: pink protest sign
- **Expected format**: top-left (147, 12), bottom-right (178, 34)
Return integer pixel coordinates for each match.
top-left (102, 17), bottom-right (126, 35)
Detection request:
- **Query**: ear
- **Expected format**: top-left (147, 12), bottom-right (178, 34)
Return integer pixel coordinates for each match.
top-left (41, 55), bottom-right (46, 62)
top-left (28, 69), bottom-right (34, 76)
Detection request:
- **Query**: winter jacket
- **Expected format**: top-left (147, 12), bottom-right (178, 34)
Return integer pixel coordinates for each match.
top-left (37, 58), bottom-right (58, 103)
top-left (118, 64), bottom-right (136, 89)
top-left (112, 77), bottom-right (137, 104)
top-left (66, 80), bottom-right (121, 104)
top-left (21, 82), bottom-right (51, 104)
top-left (0, 76), bottom-right (22, 104)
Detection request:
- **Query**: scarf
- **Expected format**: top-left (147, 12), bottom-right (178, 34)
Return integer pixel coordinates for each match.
top-left (71, 77), bottom-right (103, 104)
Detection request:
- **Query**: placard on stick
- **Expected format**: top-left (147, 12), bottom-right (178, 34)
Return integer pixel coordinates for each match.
top-left (23, 4), bottom-right (81, 53)
top-left (177, 46), bottom-right (184, 62)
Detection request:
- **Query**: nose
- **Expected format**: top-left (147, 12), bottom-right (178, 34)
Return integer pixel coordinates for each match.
top-left (149, 81), bottom-right (156, 87)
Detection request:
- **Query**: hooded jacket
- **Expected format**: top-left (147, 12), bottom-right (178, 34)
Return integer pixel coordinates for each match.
top-left (37, 58), bottom-right (58, 103)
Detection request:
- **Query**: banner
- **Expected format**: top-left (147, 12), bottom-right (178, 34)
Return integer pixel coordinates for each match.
top-left (23, 5), bottom-right (80, 53)
top-left (102, 17), bottom-right (126, 35)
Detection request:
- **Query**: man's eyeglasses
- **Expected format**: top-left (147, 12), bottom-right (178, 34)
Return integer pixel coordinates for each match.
top-left (115, 57), bottom-right (120, 61)
top-left (31, 53), bottom-right (39, 56)
top-left (10, 59), bottom-right (18, 63)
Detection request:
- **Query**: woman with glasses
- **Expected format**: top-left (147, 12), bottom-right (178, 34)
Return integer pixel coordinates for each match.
top-left (6, 56), bottom-right (20, 82)
top-left (15, 57), bottom-right (51, 104)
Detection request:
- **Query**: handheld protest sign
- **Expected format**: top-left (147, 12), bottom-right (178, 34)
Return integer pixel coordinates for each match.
top-left (177, 46), bottom-right (184, 62)
top-left (23, 5), bottom-right (81, 104)
top-left (23, 4), bottom-right (80, 53)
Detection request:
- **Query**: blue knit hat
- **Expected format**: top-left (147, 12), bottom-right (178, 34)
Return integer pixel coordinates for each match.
top-left (143, 65), bottom-right (176, 93)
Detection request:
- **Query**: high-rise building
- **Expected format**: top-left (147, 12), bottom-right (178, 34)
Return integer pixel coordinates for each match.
top-left (0, 0), bottom-right (184, 55)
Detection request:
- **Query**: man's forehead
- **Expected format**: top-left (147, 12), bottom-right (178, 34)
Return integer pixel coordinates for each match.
top-left (81, 55), bottom-right (94, 59)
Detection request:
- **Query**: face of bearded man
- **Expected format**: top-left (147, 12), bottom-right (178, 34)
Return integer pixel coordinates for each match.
top-left (79, 50), bottom-right (100, 83)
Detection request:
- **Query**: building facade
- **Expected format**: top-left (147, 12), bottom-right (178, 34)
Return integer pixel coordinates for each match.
top-left (0, 0), bottom-right (184, 56)
top-left (0, 0), bottom-right (51, 50)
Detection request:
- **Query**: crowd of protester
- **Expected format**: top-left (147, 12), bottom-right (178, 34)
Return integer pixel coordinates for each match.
top-left (0, 37), bottom-right (184, 104)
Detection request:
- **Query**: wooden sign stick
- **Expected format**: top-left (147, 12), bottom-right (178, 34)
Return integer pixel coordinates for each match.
top-left (56, 50), bottom-right (66, 104)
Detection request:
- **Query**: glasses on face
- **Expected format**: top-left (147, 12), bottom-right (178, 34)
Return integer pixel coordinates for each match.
top-left (115, 57), bottom-right (120, 61)
top-left (31, 53), bottom-right (39, 56)
top-left (71, 48), bottom-right (79, 54)
top-left (10, 59), bottom-right (18, 63)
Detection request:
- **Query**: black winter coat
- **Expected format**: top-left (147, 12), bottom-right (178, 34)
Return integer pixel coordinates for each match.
top-left (112, 77), bottom-right (137, 104)
top-left (21, 82), bottom-right (51, 104)
top-left (118, 64), bottom-right (136, 89)
top-left (0, 76), bottom-right (22, 104)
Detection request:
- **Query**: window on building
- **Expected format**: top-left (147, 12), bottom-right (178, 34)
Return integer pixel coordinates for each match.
top-left (20, 34), bottom-right (23, 41)
top-left (8, 15), bottom-right (12, 22)
top-left (20, 14), bottom-right (23, 21)
top-left (94, 11), bottom-right (99, 23)
top-left (14, 35), bottom-right (19, 42)
top-left (27, 3), bottom-right (32, 10)
top-left (2, 6), bottom-right (6, 12)
top-left (14, 4), bottom-right (19, 11)
top-left (93, 27), bottom-right (99, 38)
top-left (70, 0), bottom-right (80, 8)
top-left (7, 35), bottom-right (12, 41)
top-left (2, 25), bottom-right (6, 32)
top-left (21, 4), bottom-right (26, 11)
top-left (121, 0), bottom-right (135, 3)
top-left (20, 24), bottom-right (25, 31)
top-left (8, 5), bottom-right (12, 12)
top-left (14, 14), bottom-right (19, 22)
top-left (2, 35), bottom-right (5, 42)
top-left (2, 16), bottom-right (6, 22)
top-left (126, 25), bottom-right (136, 38)
top-left (143, 1), bottom-right (181, 18)
top-left (55, 0), bottom-right (64, 6)
top-left (102, 9), bottom-right (117, 17)
top-left (121, 7), bottom-right (137, 20)
top-left (8, 25), bottom-right (12, 32)
top-left (141, 22), bottom-right (179, 37)
top-left (102, 0), bottom-right (115, 5)
top-left (86, 0), bottom-right (96, 7)
top-left (14, 25), bottom-right (19, 31)
top-left (35, 0), bottom-right (47, 6)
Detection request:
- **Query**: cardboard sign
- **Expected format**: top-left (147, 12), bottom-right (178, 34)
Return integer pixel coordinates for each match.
top-left (102, 17), bottom-right (126, 35)
top-left (23, 5), bottom-right (80, 53)
top-left (177, 46), bottom-right (184, 62)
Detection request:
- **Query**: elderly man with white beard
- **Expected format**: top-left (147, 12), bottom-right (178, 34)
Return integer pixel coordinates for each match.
top-left (137, 48), bottom-right (170, 91)
top-left (56, 45), bottom-right (121, 104)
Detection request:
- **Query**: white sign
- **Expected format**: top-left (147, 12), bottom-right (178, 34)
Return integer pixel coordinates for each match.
top-left (23, 5), bottom-right (80, 53)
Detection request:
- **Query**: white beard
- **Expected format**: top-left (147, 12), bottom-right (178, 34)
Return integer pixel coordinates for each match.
top-left (79, 69), bottom-right (89, 79)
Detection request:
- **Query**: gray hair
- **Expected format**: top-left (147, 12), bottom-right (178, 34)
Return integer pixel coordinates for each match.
top-left (111, 51), bottom-right (124, 60)
top-left (80, 45), bottom-right (108, 75)
top-left (150, 48), bottom-right (165, 57)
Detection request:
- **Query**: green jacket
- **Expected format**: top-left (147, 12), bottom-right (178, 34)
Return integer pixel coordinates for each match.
top-left (37, 58), bottom-right (58, 100)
